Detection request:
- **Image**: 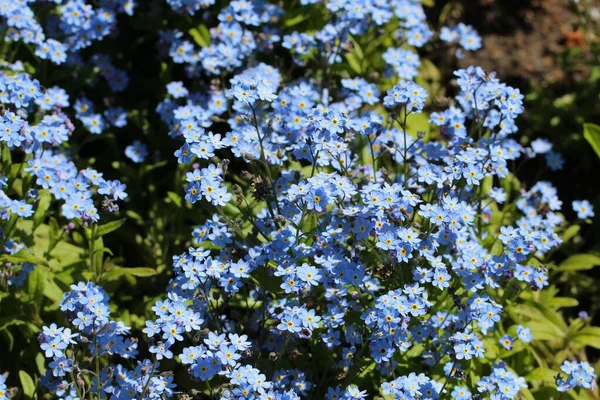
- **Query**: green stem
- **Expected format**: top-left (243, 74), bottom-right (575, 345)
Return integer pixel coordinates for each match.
top-left (206, 379), bottom-right (214, 398)
top-left (215, 205), bottom-right (253, 245)
top-left (139, 358), bottom-right (158, 400)
top-left (368, 135), bottom-right (377, 181)
top-left (250, 105), bottom-right (282, 221)
top-left (403, 110), bottom-right (409, 186)
top-left (93, 321), bottom-right (102, 400)
top-left (89, 224), bottom-right (98, 281)
top-left (438, 360), bottom-right (457, 397)
top-left (272, 335), bottom-right (292, 373)
top-left (294, 205), bottom-right (307, 245)
top-left (476, 183), bottom-right (484, 238)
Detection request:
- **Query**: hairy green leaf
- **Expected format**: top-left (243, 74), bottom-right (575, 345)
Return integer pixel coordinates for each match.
top-left (583, 123), bottom-right (600, 159)
top-left (96, 218), bottom-right (126, 237)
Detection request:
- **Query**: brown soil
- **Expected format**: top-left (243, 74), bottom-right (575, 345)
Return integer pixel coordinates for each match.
top-left (441, 0), bottom-right (582, 88)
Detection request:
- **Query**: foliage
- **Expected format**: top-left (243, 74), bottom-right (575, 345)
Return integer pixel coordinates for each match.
top-left (0, 1), bottom-right (598, 400)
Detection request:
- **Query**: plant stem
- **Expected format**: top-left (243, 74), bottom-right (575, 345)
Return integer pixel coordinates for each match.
top-left (89, 224), bottom-right (98, 281)
top-left (438, 360), bottom-right (457, 397)
top-left (93, 321), bottom-right (102, 400)
top-left (250, 105), bottom-right (282, 222)
top-left (368, 135), bottom-right (377, 181)
top-left (139, 358), bottom-right (158, 400)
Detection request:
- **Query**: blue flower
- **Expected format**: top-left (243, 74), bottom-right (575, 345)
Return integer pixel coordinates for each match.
top-left (572, 199), bottom-right (594, 219)
top-left (125, 140), bottom-right (148, 163)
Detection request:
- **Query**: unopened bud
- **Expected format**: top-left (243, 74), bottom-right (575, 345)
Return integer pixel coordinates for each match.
top-left (241, 151), bottom-right (255, 161)
top-left (276, 148), bottom-right (285, 159)
top-left (241, 171), bottom-right (254, 181)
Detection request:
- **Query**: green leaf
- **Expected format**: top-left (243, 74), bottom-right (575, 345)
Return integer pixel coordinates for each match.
top-left (348, 35), bottom-right (364, 60)
top-left (527, 367), bottom-right (560, 384)
top-left (189, 24), bottom-right (211, 47)
top-left (561, 225), bottom-right (580, 244)
top-left (546, 297), bottom-right (578, 308)
top-left (102, 266), bottom-right (159, 281)
top-left (32, 190), bottom-right (51, 230)
top-left (357, 361), bottom-right (376, 382)
top-left (36, 352), bottom-right (46, 375)
top-left (533, 302), bottom-right (568, 331)
top-left (72, 231), bottom-right (85, 246)
top-left (416, 58), bottom-right (442, 97)
top-left (346, 52), bottom-right (362, 74)
top-left (508, 303), bottom-right (567, 339)
top-left (571, 327), bottom-right (600, 349)
top-left (527, 321), bottom-right (564, 341)
top-left (96, 218), bottom-right (126, 237)
top-left (519, 387), bottom-right (536, 400)
top-left (228, 294), bottom-right (262, 310)
top-left (167, 191), bottom-right (182, 207)
top-left (48, 217), bottom-right (60, 252)
top-left (1, 144), bottom-right (12, 173)
top-left (482, 175), bottom-right (493, 195)
top-left (283, 13), bottom-right (309, 28)
top-left (28, 266), bottom-right (47, 308)
top-left (125, 210), bottom-right (144, 223)
top-left (0, 316), bottom-right (27, 331)
top-left (140, 160), bottom-right (167, 176)
top-left (43, 276), bottom-right (65, 304)
top-left (490, 238), bottom-right (503, 256)
top-left (406, 112), bottom-right (432, 138)
top-left (0, 250), bottom-right (47, 267)
top-left (93, 236), bottom-right (104, 278)
top-left (9, 162), bottom-right (23, 182)
top-left (556, 254), bottom-right (600, 271)
top-left (19, 370), bottom-right (36, 399)
top-left (588, 65), bottom-right (600, 83)
top-left (583, 123), bottom-right (600, 159)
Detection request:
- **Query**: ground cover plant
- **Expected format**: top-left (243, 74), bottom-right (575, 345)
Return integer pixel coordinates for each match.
top-left (0, 0), bottom-right (599, 399)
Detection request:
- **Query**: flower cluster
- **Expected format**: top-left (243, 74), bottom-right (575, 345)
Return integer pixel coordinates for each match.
top-left (143, 291), bottom-right (205, 359)
top-left (383, 47), bottom-right (421, 80)
top-left (39, 282), bottom-right (171, 398)
top-left (477, 362), bottom-right (528, 398)
top-left (440, 23), bottom-right (482, 57)
top-left (145, 1), bottom-right (597, 397)
top-left (0, 0), bottom-right (596, 399)
top-left (0, 68), bottom-right (127, 221)
top-left (383, 80), bottom-right (428, 111)
top-left (0, 61), bottom-right (127, 290)
top-left (1, 0), bottom-right (134, 65)
top-left (154, 56), bottom-right (596, 398)
top-left (556, 360), bottom-right (597, 392)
